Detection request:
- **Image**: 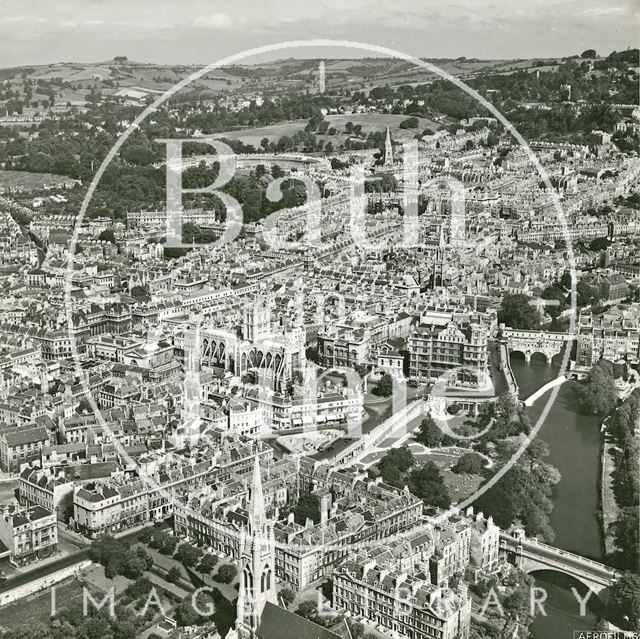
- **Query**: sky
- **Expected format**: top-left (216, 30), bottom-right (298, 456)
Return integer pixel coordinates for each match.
top-left (0, 0), bottom-right (637, 68)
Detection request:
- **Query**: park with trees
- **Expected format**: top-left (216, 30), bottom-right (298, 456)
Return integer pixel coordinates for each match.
top-left (376, 446), bottom-right (451, 509)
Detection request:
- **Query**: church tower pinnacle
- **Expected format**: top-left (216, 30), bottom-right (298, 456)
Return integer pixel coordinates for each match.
top-left (234, 454), bottom-right (277, 638)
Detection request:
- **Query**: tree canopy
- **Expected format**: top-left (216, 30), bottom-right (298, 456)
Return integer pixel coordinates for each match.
top-left (453, 452), bottom-right (486, 474)
top-left (415, 416), bottom-right (451, 447)
top-left (577, 359), bottom-right (618, 416)
top-left (604, 573), bottom-right (640, 630)
top-left (498, 294), bottom-right (540, 330)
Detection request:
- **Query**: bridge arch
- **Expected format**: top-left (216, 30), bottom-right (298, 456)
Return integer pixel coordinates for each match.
top-left (519, 562), bottom-right (609, 596)
top-left (500, 534), bottom-right (617, 597)
top-left (529, 351), bottom-right (549, 364)
top-left (509, 350), bottom-right (527, 362)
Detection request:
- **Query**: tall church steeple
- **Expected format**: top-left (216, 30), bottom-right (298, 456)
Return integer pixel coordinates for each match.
top-left (234, 454), bottom-right (277, 637)
top-left (384, 126), bottom-right (394, 167)
top-left (249, 452), bottom-right (266, 523)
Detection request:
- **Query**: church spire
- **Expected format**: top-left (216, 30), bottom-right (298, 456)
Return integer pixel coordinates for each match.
top-left (438, 223), bottom-right (445, 248)
top-left (384, 126), bottom-right (394, 167)
top-left (249, 453), bottom-right (265, 525)
top-left (233, 452), bottom-right (277, 638)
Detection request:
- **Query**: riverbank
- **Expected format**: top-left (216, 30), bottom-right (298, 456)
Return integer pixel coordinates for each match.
top-left (600, 421), bottom-right (621, 557)
top-left (511, 355), bottom-right (604, 638)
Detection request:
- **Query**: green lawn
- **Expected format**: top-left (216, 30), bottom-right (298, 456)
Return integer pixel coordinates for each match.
top-left (0, 577), bottom-right (102, 634)
top-left (211, 112), bottom-right (439, 148)
top-left (0, 170), bottom-right (77, 192)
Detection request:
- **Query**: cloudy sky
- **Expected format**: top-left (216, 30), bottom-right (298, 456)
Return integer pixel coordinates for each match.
top-left (0, 0), bottom-right (637, 67)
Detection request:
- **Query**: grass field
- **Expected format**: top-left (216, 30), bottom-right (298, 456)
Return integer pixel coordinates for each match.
top-left (325, 113), bottom-right (439, 138)
top-left (0, 577), bottom-right (101, 634)
top-left (213, 112), bottom-right (439, 148)
top-left (213, 120), bottom-right (308, 146)
top-left (406, 443), bottom-right (485, 502)
top-left (0, 170), bottom-right (78, 193)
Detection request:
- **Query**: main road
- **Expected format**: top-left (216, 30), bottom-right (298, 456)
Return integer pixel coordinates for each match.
top-left (0, 526), bottom-right (150, 595)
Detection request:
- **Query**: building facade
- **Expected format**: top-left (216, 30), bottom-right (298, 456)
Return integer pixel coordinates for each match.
top-left (0, 504), bottom-right (58, 567)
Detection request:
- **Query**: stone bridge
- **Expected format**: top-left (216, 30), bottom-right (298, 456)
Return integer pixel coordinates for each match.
top-left (501, 328), bottom-right (573, 364)
top-left (500, 531), bottom-right (618, 594)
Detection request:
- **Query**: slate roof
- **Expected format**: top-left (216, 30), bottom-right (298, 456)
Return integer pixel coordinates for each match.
top-left (2, 425), bottom-right (48, 447)
top-left (257, 602), bottom-right (341, 639)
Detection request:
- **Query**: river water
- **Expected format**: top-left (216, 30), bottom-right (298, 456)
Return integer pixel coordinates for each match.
top-left (509, 354), bottom-right (604, 637)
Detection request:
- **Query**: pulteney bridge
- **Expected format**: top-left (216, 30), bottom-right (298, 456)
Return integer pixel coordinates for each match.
top-left (500, 530), bottom-right (618, 594)
top-left (501, 328), bottom-right (573, 364)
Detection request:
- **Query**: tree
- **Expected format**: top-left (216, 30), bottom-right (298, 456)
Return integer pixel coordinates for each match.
top-left (77, 398), bottom-right (92, 414)
top-left (400, 117), bottom-right (419, 129)
top-left (279, 587), bottom-right (295, 608)
top-left (613, 508), bottom-right (639, 572)
top-left (271, 164), bottom-right (285, 179)
top-left (148, 529), bottom-right (166, 550)
top-left (127, 576), bottom-right (153, 599)
top-left (84, 617), bottom-right (111, 639)
top-left (198, 553), bottom-right (219, 574)
top-left (581, 49), bottom-right (597, 58)
top-left (138, 527), bottom-right (153, 544)
top-left (292, 492), bottom-right (321, 525)
top-left (345, 618), bottom-right (366, 638)
top-left (162, 535), bottom-right (178, 556)
top-left (604, 573), bottom-right (640, 630)
top-left (175, 542), bottom-right (201, 568)
top-left (214, 564), bottom-right (237, 584)
top-left (577, 360), bottom-right (618, 416)
top-left (296, 600), bottom-right (319, 621)
top-left (415, 416), bottom-right (445, 447)
top-left (541, 284), bottom-right (567, 317)
top-left (407, 462), bottom-right (451, 508)
top-left (472, 462), bottom-right (556, 541)
top-left (89, 535), bottom-right (126, 576)
top-left (175, 598), bottom-right (201, 626)
top-left (576, 280), bottom-right (602, 307)
top-left (130, 285), bottom-right (150, 302)
top-left (122, 550), bottom-right (148, 579)
top-left (377, 446), bottom-right (415, 487)
top-left (374, 373), bottom-right (394, 397)
top-left (98, 229), bottom-right (116, 244)
top-left (447, 403), bottom-right (462, 415)
top-left (589, 236), bottom-right (609, 251)
top-left (166, 566), bottom-right (182, 584)
top-left (150, 529), bottom-right (178, 555)
top-left (453, 452), bottom-right (486, 474)
top-left (559, 271), bottom-right (572, 289)
top-left (498, 294), bottom-right (540, 329)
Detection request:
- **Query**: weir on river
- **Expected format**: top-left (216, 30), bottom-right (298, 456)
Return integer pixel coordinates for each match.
top-left (522, 374), bottom-right (568, 406)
